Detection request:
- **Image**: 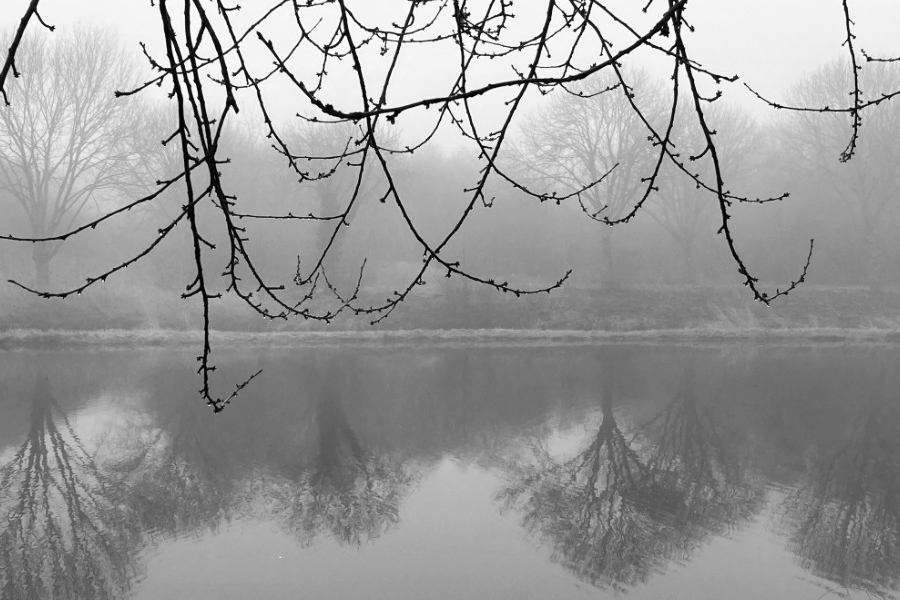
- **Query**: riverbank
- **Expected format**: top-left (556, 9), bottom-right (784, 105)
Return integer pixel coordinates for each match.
top-left (2, 282), bottom-right (899, 347)
top-left (2, 325), bottom-right (900, 351)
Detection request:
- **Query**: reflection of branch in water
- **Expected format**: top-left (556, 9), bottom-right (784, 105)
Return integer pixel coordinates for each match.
top-left (0, 375), bottom-right (140, 599)
top-left (498, 379), bottom-right (693, 591)
top-left (280, 391), bottom-right (413, 547)
top-left (780, 393), bottom-right (900, 597)
top-left (641, 369), bottom-right (765, 538)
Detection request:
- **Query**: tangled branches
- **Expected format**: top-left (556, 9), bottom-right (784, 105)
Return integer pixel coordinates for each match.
top-left (0, 0), bottom-right (891, 409)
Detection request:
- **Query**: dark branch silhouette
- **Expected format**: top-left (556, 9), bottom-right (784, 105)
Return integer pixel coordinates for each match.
top-left (0, 29), bottom-right (141, 286)
top-left (779, 60), bottom-right (900, 291)
top-left (0, 1), bottom-right (892, 407)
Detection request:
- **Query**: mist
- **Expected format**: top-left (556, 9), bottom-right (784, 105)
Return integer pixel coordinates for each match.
top-left (1, 2), bottom-right (900, 599)
top-left (3, 54), bottom-right (899, 331)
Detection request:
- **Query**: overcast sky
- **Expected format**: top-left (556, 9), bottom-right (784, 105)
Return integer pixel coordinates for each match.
top-left (4, 0), bottom-right (899, 136)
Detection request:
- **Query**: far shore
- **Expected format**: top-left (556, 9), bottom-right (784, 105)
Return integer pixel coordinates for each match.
top-left (2, 284), bottom-right (899, 349)
top-left (2, 325), bottom-right (899, 351)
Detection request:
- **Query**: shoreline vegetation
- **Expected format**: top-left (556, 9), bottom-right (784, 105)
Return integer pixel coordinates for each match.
top-left (2, 327), bottom-right (899, 351)
top-left (2, 282), bottom-right (899, 348)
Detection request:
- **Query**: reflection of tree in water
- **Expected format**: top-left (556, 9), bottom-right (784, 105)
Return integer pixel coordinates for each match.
top-left (0, 374), bottom-right (140, 599)
top-left (112, 399), bottom-right (235, 538)
top-left (499, 373), bottom-right (683, 591)
top-left (641, 366), bottom-right (765, 541)
top-left (281, 395), bottom-right (413, 546)
top-left (106, 355), bottom-right (417, 547)
top-left (780, 389), bottom-right (900, 597)
top-left (279, 374), bottom-right (414, 547)
top-left (499, 362), bottom-right (764, 591)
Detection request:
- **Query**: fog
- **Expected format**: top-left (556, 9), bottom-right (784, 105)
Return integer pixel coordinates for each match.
top-left (2, 3), bottom-right (900, 327)
top-left (2, 2), bottom-right (900, 598)
top-left (1, 345), bottom-right (899, 599)
top-left (2, 48), bottom-right (900, 330)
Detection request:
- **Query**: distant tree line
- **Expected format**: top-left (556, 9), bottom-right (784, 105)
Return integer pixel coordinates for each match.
top-left (0, 1), bottom-right (897, 407)
top-left (1, 33), bottom-right (896, 296)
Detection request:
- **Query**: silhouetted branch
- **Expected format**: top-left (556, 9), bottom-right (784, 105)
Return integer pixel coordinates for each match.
top-left (0, 0), bottom-right (53, 105)
top-left (2, 0), bottom-right (894, 408)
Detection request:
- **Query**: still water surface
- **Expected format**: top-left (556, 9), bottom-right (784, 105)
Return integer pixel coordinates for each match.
top-left (0, 342), bottom-right (898, 599)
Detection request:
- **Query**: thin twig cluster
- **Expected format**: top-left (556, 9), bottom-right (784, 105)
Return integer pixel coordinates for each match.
top-left (0, 0), bottom-right (891, 409)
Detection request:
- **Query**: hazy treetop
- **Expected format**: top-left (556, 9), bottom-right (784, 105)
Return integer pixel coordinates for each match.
top-left (4, 0), bottom-right (898, 128)
top-left (1, 0), bottom-right (896, 409)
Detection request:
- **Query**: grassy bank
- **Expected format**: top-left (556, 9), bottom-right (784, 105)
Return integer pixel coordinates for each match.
top-left (2, 279), bottom-right (899, 340)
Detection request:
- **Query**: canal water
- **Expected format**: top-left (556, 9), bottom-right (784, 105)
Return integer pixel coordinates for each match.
top-left (0, 342), bottom-right (896, 599)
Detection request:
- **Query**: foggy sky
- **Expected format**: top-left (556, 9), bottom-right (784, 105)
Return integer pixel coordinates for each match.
top-left (4, 0), bottom-right (899, 131)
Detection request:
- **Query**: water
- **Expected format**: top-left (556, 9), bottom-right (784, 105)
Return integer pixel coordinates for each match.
top-left (0, 343), bottom-right (898, 599)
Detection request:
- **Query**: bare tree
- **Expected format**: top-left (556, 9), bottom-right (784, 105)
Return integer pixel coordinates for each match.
top-left (5, 0), bottom-right (878, 408)
top-left (280, 120), bottom-right (398, 288)
top-left (780, 61), bottom-right (900, 290)
top-left (511, 71), bottom-right (661, 287)
top-left (648, 103), bottom-right (760, 284)
top-left (0, 29), bottom-right (139, 285)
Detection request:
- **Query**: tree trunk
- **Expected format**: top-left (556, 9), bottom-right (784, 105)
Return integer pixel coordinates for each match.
top-left (599, 227), bottom-right (618, 289)
top-left (32, 246), bottom-right (51, 287)
top-left (681, 240), bottom-right (698, 285)
top-left (316, 191), bottom-right (351, 286)
top-left (863, 230), bottom-right (885, 293)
